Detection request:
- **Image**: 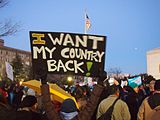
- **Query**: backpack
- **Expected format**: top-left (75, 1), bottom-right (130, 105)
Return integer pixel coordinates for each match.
top-left (97, 98), bottom-right (119, 120)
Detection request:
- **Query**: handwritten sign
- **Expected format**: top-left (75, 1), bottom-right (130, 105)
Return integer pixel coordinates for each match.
top-left (30, 31), bottom-right (106, 77)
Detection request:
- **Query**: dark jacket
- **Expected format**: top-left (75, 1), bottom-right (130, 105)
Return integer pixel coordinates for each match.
top-left (41, 84), bottom-right (104, 120)
top-left (125, 87), bottom-right (141, 120)
top-left (0, 102), bottom-right (12, 120)
top-left (148, 93), bottom-right (160, 109)
top-left (8, 110), bottom-right (46, 120)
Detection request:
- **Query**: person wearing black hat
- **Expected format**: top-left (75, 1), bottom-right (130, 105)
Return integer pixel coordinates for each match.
top-left (60, 98), bottom-right (78, 120)
top-left (18, 95), bottom-right (37, 109)
top-left (137, 80), bottom-right (160, 120)
top-left (9, 95), bottom-right (47, 120)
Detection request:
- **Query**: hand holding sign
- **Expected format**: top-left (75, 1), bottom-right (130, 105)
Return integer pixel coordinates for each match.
top-left (36, 65), bottom-right (47, 84)
top-left (97, 70), bottom-right (109, 87)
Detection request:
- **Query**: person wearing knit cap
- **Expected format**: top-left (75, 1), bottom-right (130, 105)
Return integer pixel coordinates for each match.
top-left (137, 80), bottom-right (160, 120)
top-left (18, 95), bottom-right (37, 109)
top-left (11, 95), bottom-right (46, 120)
top-left (40, 70), bottom-right (108, 120)
top-left (60, 98), bottom-right (78, 120)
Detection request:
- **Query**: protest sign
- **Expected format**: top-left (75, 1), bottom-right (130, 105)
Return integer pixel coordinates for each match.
top-left (30, 31), bottom-right (106, 77)
top-left (121, 80), bottom-right (128, 88)
top-left (5, 62), bottom-right (14, 81)
top-left (128, 76), bottom-right (142, 86)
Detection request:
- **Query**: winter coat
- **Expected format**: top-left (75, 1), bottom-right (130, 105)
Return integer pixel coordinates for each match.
top-left (41, 84), bottom-right (104, 120)
top-left (7, 107), bottom-right (48, 120)
top-left (125, 88), bottom-right (141, 120)
top-left (96, 95), bottom-right (131, 120)
top-left (137, 93), bottom-right (160, 120)
top-left (0, 102), bottom-right (12, 120)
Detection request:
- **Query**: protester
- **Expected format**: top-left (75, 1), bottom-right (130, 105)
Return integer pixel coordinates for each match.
top-left (96, 84), bottom-right (131, 120)
top-left (138, 84), bottom-right (147, 105)
top-left (72, 85), bottom-right (88, 110)
top-left (10, 95), bottom-right (47, 120)
top-left (137, 80), bottom-right (160, 120)
top-left (72, 85), bottom-right (85, 101)
top-left (40, 70), bottom-right (106, 120)
top-left (7, 83), bottom-right (16, 106)
top-left (125, 82), bottom-right (141, 120)
top-left (12, 86), bottom-right (24, 110)
top-left (60, 98), bottom-right (78, 120)
top-left (0, 93), bottom-right (12, 120)
top-left (147, 80), bottom-right (155, 96)
top-left (0, 81), bottom-right (8, 98)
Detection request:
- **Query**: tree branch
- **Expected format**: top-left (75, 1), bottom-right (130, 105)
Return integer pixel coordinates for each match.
top-left (0, 0), bottom-right (9, 8)
top-left (0, 19), bottom-right (20, 37)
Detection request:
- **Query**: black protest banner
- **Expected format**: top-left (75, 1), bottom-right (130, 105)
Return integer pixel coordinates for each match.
top-left (30, 31), bottom-right (106, 77)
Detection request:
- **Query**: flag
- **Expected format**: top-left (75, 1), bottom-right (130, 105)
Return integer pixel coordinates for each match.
top-left (5, 62), bottom-right (14, 81)
top-left (85, 13), bottom-right (91, 31)
top-left (128, 76), bottom-right (142, 86)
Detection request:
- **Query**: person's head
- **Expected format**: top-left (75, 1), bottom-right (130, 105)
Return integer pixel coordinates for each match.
top-left (149, 80), bottom-right (155, 91)
top-left (139, 84), bottom-right (144, 90)
top-left (108, 84), bottom-right (120, 96)
top-left (61, 98), bottom-right (77, 113)
top-left (154, 79), bottom-right (160, 91)
top-left (60, 98), bottom-right (78, 120)
top-left (19, 95), bottom-right (38, 110)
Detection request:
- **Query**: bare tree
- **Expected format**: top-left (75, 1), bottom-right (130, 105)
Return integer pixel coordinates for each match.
top-left (0, 0), bottom-right (20, 38)
top-left (0, 19), bottom-right (20, 37)
top-left (108, 67), bottom-right (122, 79)
top-left (0, 0), bottom-right (9, 8)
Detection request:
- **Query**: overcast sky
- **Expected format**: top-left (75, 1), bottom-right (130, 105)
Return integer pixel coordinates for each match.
top-left (1, 0), bottom-right (160, 75)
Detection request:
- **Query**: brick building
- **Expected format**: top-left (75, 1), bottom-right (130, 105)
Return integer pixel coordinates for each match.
top-left (0, 39), bottom-right (31, 80)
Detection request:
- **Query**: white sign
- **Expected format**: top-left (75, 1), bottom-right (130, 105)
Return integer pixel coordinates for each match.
top-left (121, 80), bottom-right (128, 88)
top-left (5, 62), bottom-right (14, 81)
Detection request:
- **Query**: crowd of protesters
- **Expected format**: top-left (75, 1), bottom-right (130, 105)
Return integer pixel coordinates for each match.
top-left (0, 73), bottom-right (160, 120)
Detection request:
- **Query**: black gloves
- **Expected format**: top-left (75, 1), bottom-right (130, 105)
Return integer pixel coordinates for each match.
top-left (36, 66), bottom-right (48, 84)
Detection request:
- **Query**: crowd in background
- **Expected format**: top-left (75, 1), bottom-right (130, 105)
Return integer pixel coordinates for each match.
top-left (0, 73), bottom-right (160, 120)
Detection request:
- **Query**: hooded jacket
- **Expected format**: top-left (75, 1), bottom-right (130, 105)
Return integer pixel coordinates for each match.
top-left (137, 92), bottom-right (160, 120)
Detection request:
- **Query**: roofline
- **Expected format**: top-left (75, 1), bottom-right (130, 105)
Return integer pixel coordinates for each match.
top-left (0, 45), bottom-right (31, 54)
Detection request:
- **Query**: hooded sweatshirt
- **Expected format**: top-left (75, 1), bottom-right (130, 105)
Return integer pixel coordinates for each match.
top-left (137, 92), bottom-right (160, 120)
top-left (148, 93), bottom-right (160, 109)
top-left (60, 111), bottom-right (78, 120)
